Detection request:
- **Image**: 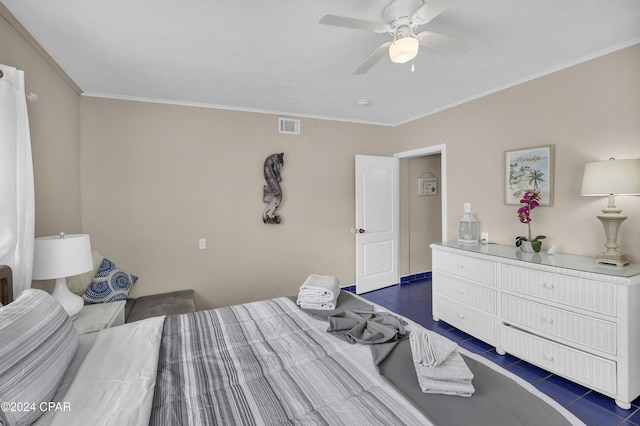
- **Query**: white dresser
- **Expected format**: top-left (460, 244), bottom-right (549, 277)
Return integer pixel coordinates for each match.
top-left (431, 241), bottom-right (640, 409)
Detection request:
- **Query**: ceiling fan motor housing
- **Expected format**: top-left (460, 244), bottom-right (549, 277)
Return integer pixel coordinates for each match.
top-left (384, 0), bottom-right (425, 28)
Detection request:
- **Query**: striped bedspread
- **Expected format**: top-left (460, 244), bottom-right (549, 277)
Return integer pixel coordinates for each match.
top-left (150, 297), bottom-right (432, 425)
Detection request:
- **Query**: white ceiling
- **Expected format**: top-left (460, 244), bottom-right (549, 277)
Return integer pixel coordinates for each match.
top-left (3, 0), bottom-right (640, 126)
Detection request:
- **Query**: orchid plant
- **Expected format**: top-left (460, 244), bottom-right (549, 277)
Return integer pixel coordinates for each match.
top-left (515, 190), bottom-right (546, 252)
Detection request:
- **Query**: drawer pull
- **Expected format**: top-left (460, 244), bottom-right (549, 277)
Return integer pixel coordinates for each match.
top-left (543, 282), bottom-right (554, 289)
top-left (457, 313), bottom-right (465, 319)
top-left (457, 288), bottom-right (464, 295)
top-left (544, 353), bottom-right (554, 361)
top-left (457, 264), bottom-right (464, 269)
top-left (543, 317), bottom-right (554, 324)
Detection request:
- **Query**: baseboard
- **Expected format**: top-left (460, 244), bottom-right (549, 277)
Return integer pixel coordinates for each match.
top-left (341, 272), bottom-right (432, 294)
top-left (400, 271), bottom-right (432, 284)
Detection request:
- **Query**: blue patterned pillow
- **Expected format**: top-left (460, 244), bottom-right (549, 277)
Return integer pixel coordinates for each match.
top-left (82, 258), bottom-right (138, 303)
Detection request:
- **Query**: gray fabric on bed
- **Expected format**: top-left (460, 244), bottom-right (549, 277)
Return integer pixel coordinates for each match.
top-left (125, 289), bottom-right (195, 323)
top-left (327, 309), bottom-right (409, 345)
top-left (326, 309), bottom-right (410, 365)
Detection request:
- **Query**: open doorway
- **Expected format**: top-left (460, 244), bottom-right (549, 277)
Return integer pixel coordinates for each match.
top-left (395, 145), bottom-right (446, 276)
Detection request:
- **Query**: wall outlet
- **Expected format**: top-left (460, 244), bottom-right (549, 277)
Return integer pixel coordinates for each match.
top-left (198, 238), bottom-right (206, 249)
top-left (481, 232), bottom-right (489, 244)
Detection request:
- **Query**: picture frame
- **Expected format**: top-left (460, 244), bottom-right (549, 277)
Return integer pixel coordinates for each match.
top-left (505, 144), bottom-right (554, 206)
top-left (418, 177), bottom-right (438, 196)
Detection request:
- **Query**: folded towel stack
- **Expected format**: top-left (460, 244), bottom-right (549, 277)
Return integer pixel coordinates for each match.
top-left (296, 275), bottom-right (340, 310)
top-left (409, 329), bottom-right (475, 397)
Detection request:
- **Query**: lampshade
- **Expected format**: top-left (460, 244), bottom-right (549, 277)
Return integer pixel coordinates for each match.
top-left (33, 233), bottom-right (93, 280)
top-left (33, 233), bottom-right (92, 317)
top-left (581, 158), bottom-right (640, 196)
top-left (389, 36), bottom-right (419, 64)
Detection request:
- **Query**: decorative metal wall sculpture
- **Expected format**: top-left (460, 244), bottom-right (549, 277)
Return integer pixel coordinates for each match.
top-left (263, 153), bottom-right (284, 224)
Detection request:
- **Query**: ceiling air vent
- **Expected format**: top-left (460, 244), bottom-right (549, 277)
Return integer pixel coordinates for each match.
top-left (279, 118), bottom-right (300, 135)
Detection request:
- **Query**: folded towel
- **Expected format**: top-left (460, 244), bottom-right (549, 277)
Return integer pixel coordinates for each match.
top-left (415, 351), bottom-right (474, 382)
top-left (297, 275), bottom-right (340, 310)
top-left (410, 329), bottom-right (475, 397)
top-left (414, 374), bottom-right (475, 397)
top-left (409, 329), bottom-right (458, 368)
top-left (297, 275), bottom-right (340, 301)
top-left (297, 300), bottom-right (337, 310)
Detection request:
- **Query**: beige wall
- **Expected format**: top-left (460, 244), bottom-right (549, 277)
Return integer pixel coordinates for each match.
top-left (394, 44), bottom-right (640, 260)
top-left (80, 98), bottom-right (393, 309)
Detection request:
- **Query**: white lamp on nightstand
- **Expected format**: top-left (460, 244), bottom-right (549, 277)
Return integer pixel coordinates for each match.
top-left (33, 233), bottom-right (93, 318)
top-left (581, 158), bottom-right (640, 266)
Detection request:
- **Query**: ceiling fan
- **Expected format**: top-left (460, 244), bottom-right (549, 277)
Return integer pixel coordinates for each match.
top-left (319, 0), bottom-right (467, 74)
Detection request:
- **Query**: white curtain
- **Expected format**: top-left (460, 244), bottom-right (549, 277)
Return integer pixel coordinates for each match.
top-left (0, 64), bottom-right (35, 297)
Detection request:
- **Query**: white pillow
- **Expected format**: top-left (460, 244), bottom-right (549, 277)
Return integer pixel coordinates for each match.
top-left (0, 289), bottom-right (78, 425)
top-left (67, 250), bottom-right (104, 296)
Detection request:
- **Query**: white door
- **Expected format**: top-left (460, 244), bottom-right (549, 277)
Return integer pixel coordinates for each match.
top-left (355, 155), bottom-right (399, 294)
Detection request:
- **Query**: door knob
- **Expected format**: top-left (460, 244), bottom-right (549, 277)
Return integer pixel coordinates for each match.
top-left (350, 228), bottom-right (366, 234)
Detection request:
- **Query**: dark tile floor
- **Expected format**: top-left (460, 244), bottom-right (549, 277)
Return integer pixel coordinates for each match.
top-left (349, 278), bottom-right (640, 426)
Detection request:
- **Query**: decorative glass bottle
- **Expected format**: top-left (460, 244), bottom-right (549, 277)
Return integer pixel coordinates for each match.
top-left (458, 203), bottom-right (478, 244)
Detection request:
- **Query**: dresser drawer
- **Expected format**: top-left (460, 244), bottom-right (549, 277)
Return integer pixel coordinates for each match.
top-left (501, 325), bottom-right (617, 395)
top-left (433, 250), bottom-right (496, 286)
top-left (433, 295), bottom-right (498, 345)
top-left (502, 265), bottom-right (616, 316)
top-left (502, 294), bottom-right (616, 355)
top-left (434, 271), bottom-right (496, 314)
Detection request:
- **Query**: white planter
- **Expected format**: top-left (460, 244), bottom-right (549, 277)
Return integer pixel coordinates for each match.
top-left (520, 241), bottom-right (536, 253)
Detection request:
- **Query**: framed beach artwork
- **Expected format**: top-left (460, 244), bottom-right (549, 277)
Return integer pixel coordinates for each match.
top-left (505, 144), bottom-right (555, 206)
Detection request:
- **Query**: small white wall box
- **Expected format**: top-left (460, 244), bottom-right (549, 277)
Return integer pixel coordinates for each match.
top-left (458, 203), bottom-right (479, 243)
top-left (418, 174), bottom-right (438, 195)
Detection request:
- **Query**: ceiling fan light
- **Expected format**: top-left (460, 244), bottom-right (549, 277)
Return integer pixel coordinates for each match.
top-left (389, 36), bottom-right (419, 64)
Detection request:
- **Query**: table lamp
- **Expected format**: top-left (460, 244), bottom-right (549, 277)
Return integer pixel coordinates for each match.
top-left (580, 158), bottom-right (640, 266)
top-left (32, 233), bottom-right (93, 317)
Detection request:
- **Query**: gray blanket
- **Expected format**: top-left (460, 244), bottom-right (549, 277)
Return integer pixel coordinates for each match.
top-left (327, 309), bottom-right (409, 345)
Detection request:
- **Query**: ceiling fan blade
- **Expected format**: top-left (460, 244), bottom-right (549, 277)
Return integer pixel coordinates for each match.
top-left (319, 14), bottom-right (388, 33)
top-left (353, 42), bottom-right (392, 75)
top-left (412, 0), bottom-right (449, 25)
top-left (416, 31), bottom-right (467, 53)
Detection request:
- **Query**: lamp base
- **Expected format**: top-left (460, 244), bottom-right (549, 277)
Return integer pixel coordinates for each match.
top-left (52, 277), bottom-right (84, 318)
top-left (596, 252), bottom-right (630, 267)
top-left (595, 208), bottom-right (628, 267)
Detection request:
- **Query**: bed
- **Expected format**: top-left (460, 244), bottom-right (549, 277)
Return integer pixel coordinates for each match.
top-left (0, 265), bottom-right (584, 426)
